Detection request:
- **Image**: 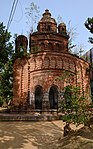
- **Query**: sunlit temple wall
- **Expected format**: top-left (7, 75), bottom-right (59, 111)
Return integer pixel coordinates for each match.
top-left (13, 10), bottom-right (90, 113)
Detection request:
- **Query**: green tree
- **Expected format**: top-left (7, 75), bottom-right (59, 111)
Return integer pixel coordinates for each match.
top-left (0, 23), bottom-right (13, 70)
top-left (85, 17), bottom-right (93, 44)
top-left (0, 22), bottom-right (13, 106)
top-left (59, 85), bottom-right (92, 136)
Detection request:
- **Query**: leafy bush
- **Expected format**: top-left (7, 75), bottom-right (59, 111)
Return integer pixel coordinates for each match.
top-left (0, 96), bottom-right (4, 107)
top-left (60, 85), bottom-right (92, 126)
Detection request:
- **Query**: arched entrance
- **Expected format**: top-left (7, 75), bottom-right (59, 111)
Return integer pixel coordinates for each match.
top-left (35, 86), bottom-right (43, 109)
top-left (49, 85), bottom-right (58, 109)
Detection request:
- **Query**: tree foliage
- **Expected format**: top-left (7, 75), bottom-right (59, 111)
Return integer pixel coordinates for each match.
top-left (85, 17), bottom-right (93, 44)
top-left (0, 22), bottom-right (13, 106)
top-left (0, 23), bottom-right (13, 70)
top-left (60, 85), bottom-right (92, 131)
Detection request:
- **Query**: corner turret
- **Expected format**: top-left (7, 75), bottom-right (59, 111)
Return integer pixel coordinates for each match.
top-left (15, 35), bottom-right (28, 53)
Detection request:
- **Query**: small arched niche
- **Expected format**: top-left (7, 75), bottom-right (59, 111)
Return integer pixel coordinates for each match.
top-left (47, 25), bottom-right (51, 31)
top-left (48, 42), bottom-right (53, 51)
top-left (40, 43), bottom-right (45, 51)
top-left (55, 43), bottom-right (60, 51)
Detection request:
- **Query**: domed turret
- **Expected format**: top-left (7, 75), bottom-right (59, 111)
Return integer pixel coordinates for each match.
top-left (58, 22), bottom-right (67, 34)
top-left (37, 9), bottom-right (57, 32)
top-left (15, 35), bottom-right (28, 53)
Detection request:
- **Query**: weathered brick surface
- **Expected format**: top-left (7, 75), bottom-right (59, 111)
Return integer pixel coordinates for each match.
top-left (13, 52), bottom-right (90, 108)
top-left (13, 10), bottom-right (90, 113)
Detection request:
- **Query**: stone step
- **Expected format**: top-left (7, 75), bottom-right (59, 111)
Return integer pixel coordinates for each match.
top-left (0, 113), bottom-right (59, 121)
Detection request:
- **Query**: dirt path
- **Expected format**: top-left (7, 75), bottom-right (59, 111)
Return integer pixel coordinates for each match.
top-left (0, 121), bottom-right (64, 149)
top-left (0, 121), bottom-right (93, 149)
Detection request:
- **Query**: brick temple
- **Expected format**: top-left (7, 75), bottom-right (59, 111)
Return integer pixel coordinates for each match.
top-left (13, 9), bottom-right (90, 113)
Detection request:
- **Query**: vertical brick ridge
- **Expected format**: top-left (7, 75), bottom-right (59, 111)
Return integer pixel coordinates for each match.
top-left (21, 66), bottom-right (24, 97)
top-left (27, 61), bottom-right (30, 104)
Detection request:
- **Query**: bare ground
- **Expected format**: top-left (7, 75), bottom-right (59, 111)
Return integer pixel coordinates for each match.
top-left (0, 120), bottom-right (93, 149)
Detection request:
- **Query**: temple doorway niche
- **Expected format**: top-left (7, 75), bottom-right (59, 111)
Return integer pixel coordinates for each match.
top-left (35, 85), bottom-right (43, 109)
top-left (49, 85), bottom-right (58, 109)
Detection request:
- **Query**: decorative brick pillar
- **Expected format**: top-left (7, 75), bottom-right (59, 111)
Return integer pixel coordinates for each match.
top-left (42, 92), bottom-right (50, 112)
top-left (58, 91), bottom-right (64, 109)
top-left (29, 92), bottom-right (35, 110)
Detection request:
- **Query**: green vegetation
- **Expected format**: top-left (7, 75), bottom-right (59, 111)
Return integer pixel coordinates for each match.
top-left (85, 17), bottom-right (93, 44)
top-left (59, 85), bottom-right (92, 136)
top-left (0, 22), bottom-right (13, 106)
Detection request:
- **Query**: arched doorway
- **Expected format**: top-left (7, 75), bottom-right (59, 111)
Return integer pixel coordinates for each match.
top-left (49, 85), bottom-right (58, 109)
top-left (35, 86), bottom-right (43, 109)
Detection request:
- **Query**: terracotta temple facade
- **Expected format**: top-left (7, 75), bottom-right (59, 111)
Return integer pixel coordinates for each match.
top-left (13, 9), bottom-right (90, 113)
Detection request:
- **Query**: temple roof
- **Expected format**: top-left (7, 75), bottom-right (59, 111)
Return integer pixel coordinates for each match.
top-left (39, 9), bottom-right (57, 24)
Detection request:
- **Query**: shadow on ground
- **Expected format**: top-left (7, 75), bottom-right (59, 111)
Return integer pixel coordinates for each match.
top-left (0, 121), bottom-right (63, 149)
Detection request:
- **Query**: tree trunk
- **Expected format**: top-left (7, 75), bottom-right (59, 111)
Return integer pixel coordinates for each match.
top-left (63, 123), bottom-right (71, 137)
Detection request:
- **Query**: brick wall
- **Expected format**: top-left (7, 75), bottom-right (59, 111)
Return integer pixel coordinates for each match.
top-left (13, 52), bottom-right (90, 111)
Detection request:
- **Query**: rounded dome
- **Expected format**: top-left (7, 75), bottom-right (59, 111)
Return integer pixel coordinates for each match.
top-left (15, 35), bottom-right (28, 43)
top-left (15, 35), bottom-right (28, 53)
top-left (37, 9), bottom-right (57, 32)
top-left (39, 9), bottom-right (57, 24)
top-left (58, 22), bottom-right (66, 27)
top-left (58, 22), bottom-right (66, 33)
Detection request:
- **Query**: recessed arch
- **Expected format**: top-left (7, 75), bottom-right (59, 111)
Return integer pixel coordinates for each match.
top-left (56, 43), bottom-right (60, 51)
top-left (48, 42), bottom-right (53, 51)
top-left (49, 85), bottom-right (58, 109)
top-left (47, 25), bottom-right (51, 31)
top-left (35, 85), bottom-right (43, 109)
top-left (50, 57), bottom-right (56, 68)
top-left (40, 43), bottom-right (45, 50)
top-left (42, 57), bottom-right (50, 69)
top-left (20, 43), bottom-right (24, 52)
